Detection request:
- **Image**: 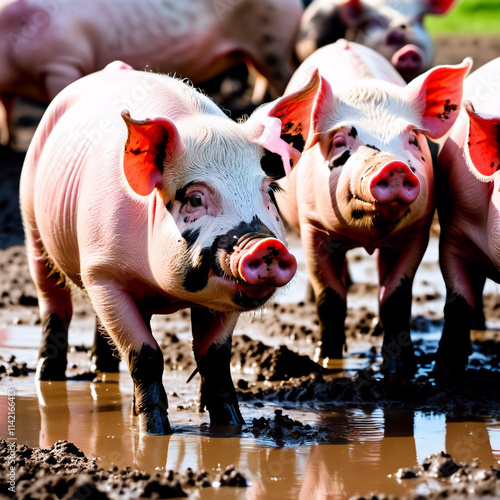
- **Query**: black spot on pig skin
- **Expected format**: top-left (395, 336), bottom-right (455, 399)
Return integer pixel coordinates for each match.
top-left (175, 181), bottom-right (195, 202)
top-left (282, 132), bottom-right (305, 153)
top-left (329, 150), bottom-right (351, 170)
top-left (365, 145), bottom-right (381, 152)
top-left (215, 216), bottom-right (275, 255)
top-left (261, 149), bottom-right (285, 179)
top-left (349, 127), bottom-right (358, 139)
top-left (182, 216), bottom-right (276, 294)
top-left (436, 99), bottom-right (457, 120)
top-left (183, 247), bottom-right (213, 292)
top-left (182, 228), bottom-right (200, 249)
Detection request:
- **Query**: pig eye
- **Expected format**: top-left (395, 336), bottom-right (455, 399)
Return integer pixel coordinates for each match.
top-left (267, 181), bottom-right (283, 207)
top-left (189, 195), bottom-right (203, 208)
top-left (409, 134), bottom-right (419, 148)
top-left (332, 135), bottom-right (346, 151)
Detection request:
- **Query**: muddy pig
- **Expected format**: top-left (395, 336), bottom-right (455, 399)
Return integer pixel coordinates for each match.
top-left (0, 0), bottom-right (303, 144)
top-left (434, 57), bottom-right (500, 378)
top-left (296, 0), bottom-right (454, 82)
top-left (276, 40), bottom-right (470, 373)
top-left (20, 61), bottom-right (321, 434)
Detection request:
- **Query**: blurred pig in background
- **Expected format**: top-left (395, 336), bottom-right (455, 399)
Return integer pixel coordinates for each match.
top-left (0, 0), bottom-right (303, 145)
top-left (296, 0), bottom-right (455, 82)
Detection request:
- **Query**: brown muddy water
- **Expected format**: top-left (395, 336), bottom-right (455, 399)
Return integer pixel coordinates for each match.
top-left (1, 237), bottom-right (500, 499)
top-left (2, 358), bottom-right (500, 499)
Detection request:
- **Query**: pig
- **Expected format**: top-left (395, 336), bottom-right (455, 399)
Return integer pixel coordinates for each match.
top-left (434, 56), bottom-right (500, 378)
top-left (296, 0), bottom-right (455, 82)
top-left (19, 60), bottom-right (321, 434)
top-left (0, 0), bottom-right (303, 144)
top-left (276, 40), bottom-right (470, 374)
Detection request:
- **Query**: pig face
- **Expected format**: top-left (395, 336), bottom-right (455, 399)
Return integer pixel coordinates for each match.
top-left (348, 0), bottom-right (455, 81)
top-left (306, 60), bottom-right (470, 243)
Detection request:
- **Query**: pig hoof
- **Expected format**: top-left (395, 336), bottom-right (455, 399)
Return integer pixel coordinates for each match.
top-left (35, 357), bottom-right (66, 381)
top-left (138, 410), bottom-right (172, 435)
top-left (380, 348), bottom-right (416, 376)
top-left (209, 402), bottom-right (244, 428)
top-left (319, 342), bottom-right (345, 360)
top-left (433, 359), bottom-right (467, 383)
top-left (91, 353), bottom-right (120, 373)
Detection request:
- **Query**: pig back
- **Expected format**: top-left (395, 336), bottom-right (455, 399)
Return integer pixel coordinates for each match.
top-left (287, 40), bottom-right (406, 94)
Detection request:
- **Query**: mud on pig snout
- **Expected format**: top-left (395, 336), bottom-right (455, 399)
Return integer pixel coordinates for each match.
top-left (369, 160), bottom-right (420, 205)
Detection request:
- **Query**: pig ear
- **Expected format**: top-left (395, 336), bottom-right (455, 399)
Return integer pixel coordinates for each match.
top-left (337, 0), bottom-right (364, 27)
top-left (252, 68), bottom-right (321, 178)
top-left (305, 75), bottom-right (336, 149)
top-left (405, 57), bottom-right (472, 139)
top-left (121, 110), bottom-right (185, 196)
top-left (425, 0), bottom-right (455, 14)
top-left (463, 101), bottom-right (500, 182)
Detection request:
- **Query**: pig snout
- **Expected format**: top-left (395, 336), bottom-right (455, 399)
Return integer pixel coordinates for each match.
top-left (391, 45), bottom-right (424, 79)
top-left (235, 238), bottom-right (297, 287)
top-left (369, 160), bottom-right (420, 205)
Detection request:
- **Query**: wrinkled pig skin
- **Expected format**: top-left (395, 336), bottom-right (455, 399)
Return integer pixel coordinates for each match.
top-left (277, 40), bottom-right (470, 375)
top-left (435, 57), bottom-right (500, 379)
top-left (0, 0), bottom-right (303, 144)
top-left (296, 0), bottom-right (454, 82)
top-left (19, 61), bottom-right (321, 434)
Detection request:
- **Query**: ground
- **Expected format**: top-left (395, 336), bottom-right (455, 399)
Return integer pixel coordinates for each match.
top-left (1, 35), bottom-right (500, 499)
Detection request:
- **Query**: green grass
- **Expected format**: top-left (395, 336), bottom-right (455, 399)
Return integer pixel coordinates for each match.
top-left (425, 0), bottom-right (500, 34)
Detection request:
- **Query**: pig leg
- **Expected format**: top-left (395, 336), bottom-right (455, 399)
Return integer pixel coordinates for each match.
top-left (191, 308), bottom-right (243, 427)
top-left (378, 243), bottom-right (424, 375)
top-left (90, 316), bottom-right (120, 373)
top-left (84, 281), bottom-right (171, 434)
top-left (434, 257), bottom-right (484, 378)
top-left (303, 228), bottom-right (348, 359)
top-left (0, 93), bottom-right (14, 147)
top-left (25, 235), bottom-right (72, 381)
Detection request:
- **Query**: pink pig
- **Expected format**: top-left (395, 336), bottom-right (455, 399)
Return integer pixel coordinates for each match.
top-left (434, 57), bottom-right (500, 378)
top-left (296, 0), bottom-right (455, 82)
top-left (20, 61), bottom-right (320, 434)
top-left (0, 0), bottom-right (303, 144)
top-left (277, 40), bottom-right (470, 374)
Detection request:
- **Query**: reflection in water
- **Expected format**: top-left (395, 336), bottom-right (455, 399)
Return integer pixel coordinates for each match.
top-left (0, 378), bottom-right (499, 500)
top-left (414, 412), bottom-right (446, 463)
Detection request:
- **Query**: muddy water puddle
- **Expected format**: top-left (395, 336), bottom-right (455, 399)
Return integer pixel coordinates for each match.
top-left (2, 236), bottom-right (500, 498)
top-left (2, 365), bottom-right (500, 499)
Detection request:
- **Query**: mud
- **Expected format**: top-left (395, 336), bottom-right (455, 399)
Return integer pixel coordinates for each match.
top-left (1, 34), bottom-right (500, 499)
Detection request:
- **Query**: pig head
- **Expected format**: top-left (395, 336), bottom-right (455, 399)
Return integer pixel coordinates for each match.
top-left (434, 56), bottom-right (500, 378)
top-left (20, 62), bottom-right (321, 434)
top-left (277, 40), bottom-right (470, 374)
top-left (296, 0), bottom-right (455, 82)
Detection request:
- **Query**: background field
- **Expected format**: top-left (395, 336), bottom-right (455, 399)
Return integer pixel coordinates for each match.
top-left (425, 0), bottom-right (500, 34)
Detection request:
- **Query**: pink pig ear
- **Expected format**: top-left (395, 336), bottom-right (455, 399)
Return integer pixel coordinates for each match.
top-left (337, 0), bottom-right (364, 27)
top-left (463, 101), bottom-right (500, 182)
top-left (121, 110), bottom-right (185, 196)
top-left (252, 68), bottom-right (322, 178)
top-left (425, 0), bottom-right (455, 14)
top-left (405, 57), bottom-right (472, 139)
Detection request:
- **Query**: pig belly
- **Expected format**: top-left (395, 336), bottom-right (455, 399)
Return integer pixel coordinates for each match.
top-left (24, 150), bottom-right (83, 285)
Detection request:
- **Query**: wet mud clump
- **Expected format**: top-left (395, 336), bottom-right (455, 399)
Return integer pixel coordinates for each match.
top-left (245, 409), bottom-right (332, 445)
top-left (394, 452), bottom-right (500, 499)
top-left (0, 439), bottom-right (248, 499)
top-left (0, 355), bottom-right (31, 380)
